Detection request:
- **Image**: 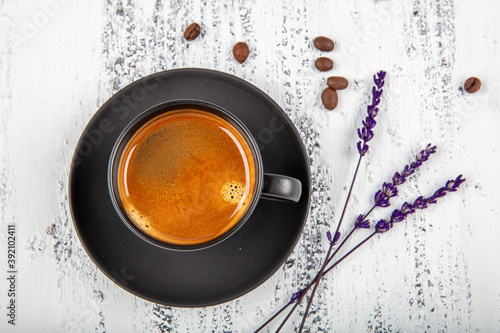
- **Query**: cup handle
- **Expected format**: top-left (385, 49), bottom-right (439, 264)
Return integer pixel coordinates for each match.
top-left (261, 173), bottom-right (302, 203)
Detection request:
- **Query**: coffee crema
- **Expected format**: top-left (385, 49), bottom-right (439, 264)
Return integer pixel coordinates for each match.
top-left (117, 109), bottom-right (257, 246)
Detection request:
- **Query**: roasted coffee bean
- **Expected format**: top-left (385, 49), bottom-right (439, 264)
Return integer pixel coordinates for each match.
top-left (321, 88), bottom-right (339, 110)
top-left (464, 77), bottom-right (481, 93)
top-left (327, 76), bottom-right (349, 90)
top-left (184, 23), bottom-right (201, 41)
top-left (313, 36), bottom-right (334, 52)
top-left (233, 42), bottom-right (250, 64)
top-left (315, 57), bottom-right (334, 71)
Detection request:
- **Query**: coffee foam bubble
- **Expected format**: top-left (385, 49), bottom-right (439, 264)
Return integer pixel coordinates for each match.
top-left (221, 181), bottom-right (247, 205)
top-left (126, 206), bottom-right (153, 230)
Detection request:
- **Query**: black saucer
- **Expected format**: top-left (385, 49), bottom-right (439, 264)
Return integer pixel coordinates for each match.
top-left (69, 68), bottom-right (311, 307)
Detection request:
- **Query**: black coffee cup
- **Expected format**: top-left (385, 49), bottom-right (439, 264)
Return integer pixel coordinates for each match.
top-left (108, 100), bottom-right (302, 251)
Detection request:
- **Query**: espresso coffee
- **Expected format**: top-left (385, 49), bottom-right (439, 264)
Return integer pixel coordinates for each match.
top-left (117, 109), bottom-right (257, 246)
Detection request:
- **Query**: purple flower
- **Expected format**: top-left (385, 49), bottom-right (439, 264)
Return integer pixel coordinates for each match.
top-left (455, 174), bottom-right (466, 187)
top-left (362, 117), bottom-right (376, 129)
top-left (382, 182), bottom-right (398, 198)
top-left (392, 172), bottom-right (406, 186)
top-left (410, 160), bottom-right (423, 169)
top-left (374, 190), bottom-right (390, 207)
top-left (426, 196), bottom-right (437, 204)
top-left (374, 71), bottom-right (386, 88)
top-left (426, 144), bottom-right (437, 154)
top-left (445, 180), bottom-right (455, 191)
top-left (375, 219), bottom-right (391, 233)
top-left (390, 210), bottom-right (405, 223)
top-left (416, 151), bottom-right (429, 162)
top-left (372, 144), bottom-right (438, 209)
top-left (372, 182), bottom-right (397, 209)
top-left (376, 175), bottom-right (465, 235)
top-left (333, 232), bottom-right (341, 243)
top-left (401, 165), bottom-right (414, 177)
top-left (426, 187), bottom-right (446, 204)
top-left (413, 196), bottom-right (428, 209)
top-left (372, 92), bottom-right (382, 106)
top-left (367, 105), bottom-right (379, 118)
top-left (357, 142), bottom-right (369, 156)
top-left (427, 175), bottom-right (465, 204)
top-left (290, 291), bottom-right (302, 303)
top-left (357, 71), bottom-right (386, 156)
top-left (355, 214), bottom-right (370, 229)
top-left (413, 144), bottom-right (435, 164)
top-left (433, 187), bottom-right (447, 198)
top-left (327, 231), bottom-right (341, 244)
top-left (445, 174), bottom-right (465, 192)
top-left (407, 144), bottom-right (437, 178)
top-left (358, 127), bottom-right (374, 142)
top-left (401, 202), bottom-right (415, 216)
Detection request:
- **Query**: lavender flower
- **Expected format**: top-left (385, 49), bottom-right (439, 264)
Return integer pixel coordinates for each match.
top-left (255, 69), bottom-right (466, 333)
top-left (355, 214), bottom-right (370, 229)
top-left (290, 291), bottom-right (302, 303)
top-left (375, 175), bottom-right (465, 233)
top-left (374, 190), bottom-right (390, 207)
top-left (428, 175), bottom-right (465, 202)
top-left (373, 144), bottom-right (437, 209)
top-left (413, 196), bottom-right (428, 209)
top-left (396, 144), bottom-right (437, 184)
top-left (357, 71), bottom-right (386, 156)
top-left (374, 73), bottom-right (385, 88)
top-left (426, 187), bottom-right (446, 204)
top-left (445, 174), bottom-right (466, 192)
top-left (390, 209), bottom-right (405, 223)
top-left (392, 172), bottom-right (406, 185)
top-left (326, 231), bottom-right (341, 244)
top-left (401, 165), bottom-right (414, 177)
top-left (401, 202), bottom-right (415, 215)
top-left (382, 182), bottom-right (398, 198)
top-left (375, 220), bottom-right (391, 233)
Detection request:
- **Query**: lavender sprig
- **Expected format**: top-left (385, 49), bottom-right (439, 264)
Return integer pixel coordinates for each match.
top-left (313, 176), bottom-right (466, 315)
top-left (293, 73), bottom-right (387, 333)
top-left (331, 144), bottom-right (437, 272)
top-left (355, 214), bottom-right (371, 229)
top-left (334, 71), bottom-right (387, 243)
top-left (374, 143), bottom-right (437, 208)
top-left (320, 175), bottom-right (465, 278)
top-left (357, 71), bottom-right (386, 156)
top-left (254, 69), bottom-right (464, 332)
top-left (375, 175), bottom-right (466, 233)
top-left (255, 174), bottom-right (465, 333)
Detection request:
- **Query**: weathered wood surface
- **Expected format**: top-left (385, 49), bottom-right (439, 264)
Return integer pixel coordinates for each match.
top-left (1, 0), bottom-right (499, 331)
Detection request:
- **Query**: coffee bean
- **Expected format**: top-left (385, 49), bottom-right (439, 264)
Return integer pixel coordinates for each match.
top-left (184, 23), bottom-right (201, 41)
top-left (464, 77), bottom-right (481, 93)
top-left (313, 36), bottom-right (334, 52)
top-left (321, 88), bottom-right (339, 110)
top-left (233, 42), bottom-right (250, 64)
top-left (327, 76), bottom-right (349, 90)
top-left (315, 57), bottom-right (334, 72)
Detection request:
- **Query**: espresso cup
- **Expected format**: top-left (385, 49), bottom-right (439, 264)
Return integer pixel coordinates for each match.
top-left (108, 100), bottom-right (302, 251)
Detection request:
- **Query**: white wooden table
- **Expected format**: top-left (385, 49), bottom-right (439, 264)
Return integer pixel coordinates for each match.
top-left (1, 0), bottom-right (499, 331)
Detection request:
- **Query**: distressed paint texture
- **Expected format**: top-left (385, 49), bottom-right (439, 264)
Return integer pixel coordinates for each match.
top-left (1, 0), bottom-right (499, 332)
